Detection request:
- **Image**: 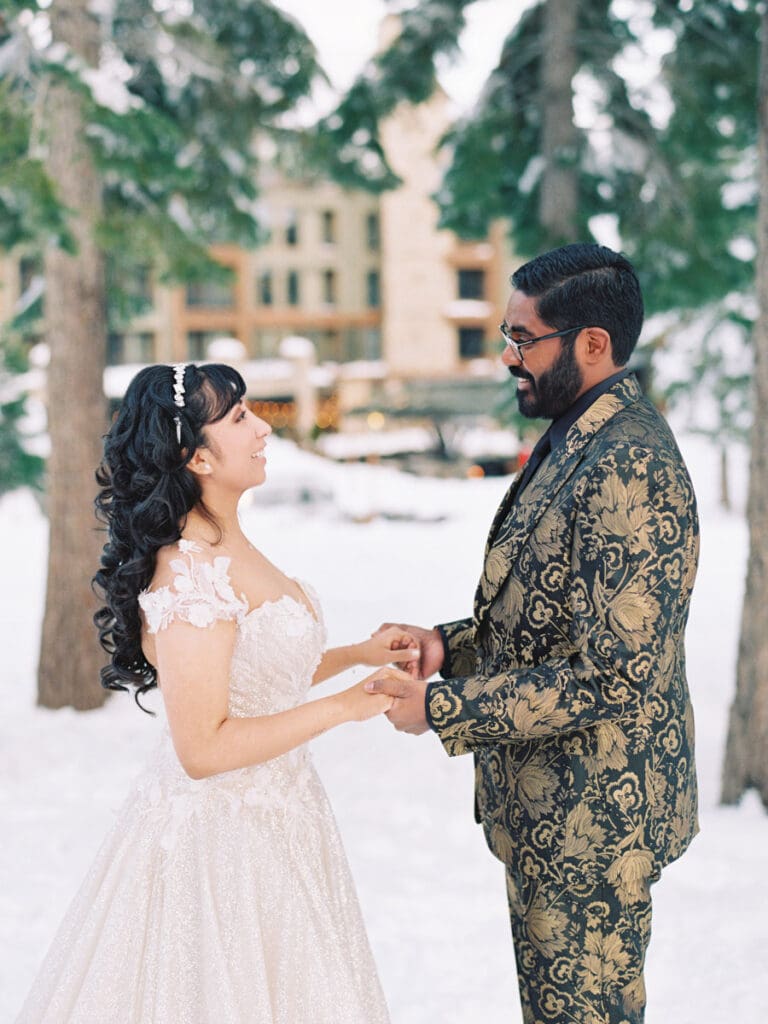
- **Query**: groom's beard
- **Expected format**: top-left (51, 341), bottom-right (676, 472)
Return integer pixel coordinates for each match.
top-left (509, 341), bottom-right (583, 420)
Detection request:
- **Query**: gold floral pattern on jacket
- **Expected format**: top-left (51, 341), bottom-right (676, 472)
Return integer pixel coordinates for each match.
top-left (429, 375), bottom-right (699, 887)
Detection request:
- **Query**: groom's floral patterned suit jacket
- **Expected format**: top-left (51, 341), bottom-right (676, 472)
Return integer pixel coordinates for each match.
top-left (426, 375), bottom-right (700, 895)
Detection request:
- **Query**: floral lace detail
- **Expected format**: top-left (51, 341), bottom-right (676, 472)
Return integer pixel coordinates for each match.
top-left (138, 539), bottom-right (249, 633)
top-left (133, 737), bottom-right (322, 858)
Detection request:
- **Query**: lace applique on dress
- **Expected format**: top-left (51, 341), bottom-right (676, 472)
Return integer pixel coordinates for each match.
top-left (138, 539), bottom-right (249, 633)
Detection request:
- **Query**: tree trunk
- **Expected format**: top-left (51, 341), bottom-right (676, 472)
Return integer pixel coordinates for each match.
top-left (721, 9), bottom-right (768, 807)
top-left (539, 0), bottom-right (579, 244)
top-left (38, 0), bottom-right (108, 709)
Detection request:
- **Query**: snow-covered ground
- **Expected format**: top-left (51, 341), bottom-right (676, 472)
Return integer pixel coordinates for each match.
top-left (1, 432), bottom-right (766, 1023)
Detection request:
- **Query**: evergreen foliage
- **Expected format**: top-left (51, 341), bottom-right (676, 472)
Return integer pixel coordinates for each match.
top-left (0, 335), bottom-right (44, 495)
top-left (322, 0), bottom-right (757, 315)
top-left (0, 0), bottom-right (326, 509)
top-left (310, 0), bottom-right (473, 191)
top-left (322, 0), bottom-right (759, 436)
top-left (437, 1), bottom-right (664, 257)
top-left (633, 2), bottom-right (758, 451)
top-left (0, 76), bottom-right (72, 251)
top-left (629, 1), bottom-right (758, 312)
top-left (0, 0), bottom-right (324, 281)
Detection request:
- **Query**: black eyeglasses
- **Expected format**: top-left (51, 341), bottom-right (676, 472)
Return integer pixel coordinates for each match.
top-left (499, 322), bottom-right (586, 361)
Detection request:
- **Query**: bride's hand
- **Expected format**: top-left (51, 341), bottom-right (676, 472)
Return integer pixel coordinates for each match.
top-left (338, 677), bottom-right (395, 722)
top-left (357, 626), bottom-right (420, 668)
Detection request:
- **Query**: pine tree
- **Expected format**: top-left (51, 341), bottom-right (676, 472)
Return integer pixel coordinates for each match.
top-left (320, 0), bottom-right (757, 311)
top-left (317, 2), bottom-right (661, 253)
top-left (638, 2), bottom-right (758, 508)
top-left (0, 0), bottom-right (322, 709)
top-left (0, 336), bottom-right (45, 496)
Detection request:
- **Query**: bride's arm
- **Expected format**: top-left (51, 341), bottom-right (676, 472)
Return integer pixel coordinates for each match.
top-left (311, 626), bottom-right (420, 686)
top-left (155, 616), bottom-right (396, 779)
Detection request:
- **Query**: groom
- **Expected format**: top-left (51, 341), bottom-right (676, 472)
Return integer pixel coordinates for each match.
top-left (367, 243), bottom-right (699, 1023)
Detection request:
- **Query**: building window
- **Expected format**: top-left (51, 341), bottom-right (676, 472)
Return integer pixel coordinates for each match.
top-left (321, 210), bottom-right (336, 244)
top-left (286, 210), bottom-right (299, 246)
top-left (342, 327), bottom-right (360, 362)
top-left (363, 328), bottom-right (381, 360)
top-left (253, 329), bottom-right (280, 358)
top-left (106, 260), bottom-right (153, 313)
top-left (185, 279), bottom-right (234, 308)
top-left (322, 330), bottom-right (342, 362)
top-left (187, 331), bottom-right (220, 360)
top-left (130, 332), bottom-right (154, 362)
top-left (258, 270), bottom-right (273, 306)
top-left (107, 332), bottom-right (122, 364)
top-left (322, 269), bottom-right (336, 305)
top-left (458, 269), bottom-right (485, 300)
top-left (366, 269), bottom-right (380, 308)
top-left (130, 265), bottom-right (153, 305)
top-left (287, 270), bottom-right (300, 306)
top-left (107, 331), bottom-right (154, 364)
top-left (458, 327), bottom-right (485, 359)
top-left (366, 211), bottom-right (380, 251)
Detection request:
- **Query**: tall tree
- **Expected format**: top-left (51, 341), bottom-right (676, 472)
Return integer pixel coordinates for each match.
top-left (0, 0), bottom-right (322, 708)
top-left (37, 0), bottom-right (108, 709)
top-left (317, 1), bottom-right (661, 255)
top-left (721, 4), bottom-right (768, 809)
top-left (539, 0), bottom-right (579, 243)
top-left (321, 0), bottom-right (757, 315)
top-left (632, 1), bottom-right (758, 308)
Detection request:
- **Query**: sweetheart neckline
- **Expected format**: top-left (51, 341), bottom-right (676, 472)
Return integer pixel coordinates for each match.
top-left (240, 589), bottom-right (319, 627)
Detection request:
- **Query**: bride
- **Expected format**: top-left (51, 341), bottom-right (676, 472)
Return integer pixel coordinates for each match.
top-left (17, 362), bottom-right (416, 1024)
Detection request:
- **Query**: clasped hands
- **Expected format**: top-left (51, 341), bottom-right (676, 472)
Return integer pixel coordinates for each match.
top-left (362, 623), bottom-right (445, 735)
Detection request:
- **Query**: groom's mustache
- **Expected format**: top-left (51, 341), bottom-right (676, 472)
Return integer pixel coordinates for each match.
top-left (509, 367), bottom-right (534, 385)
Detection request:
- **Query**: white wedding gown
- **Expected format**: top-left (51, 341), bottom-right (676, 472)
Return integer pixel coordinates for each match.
top-left (17, 542), bottom-right (390, 1024)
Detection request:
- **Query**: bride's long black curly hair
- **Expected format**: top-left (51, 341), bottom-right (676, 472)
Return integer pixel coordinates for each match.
top-left (93, 363), bottom-right (246, 709)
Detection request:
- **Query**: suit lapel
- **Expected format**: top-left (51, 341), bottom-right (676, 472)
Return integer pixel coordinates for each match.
top-left (483, 473), bottom-right (526, 555)
top-left (474, 375), bottom-right (643, 628)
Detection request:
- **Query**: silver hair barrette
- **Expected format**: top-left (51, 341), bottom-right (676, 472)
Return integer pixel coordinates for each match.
top-left (172, 363), bottom-right (186, 444)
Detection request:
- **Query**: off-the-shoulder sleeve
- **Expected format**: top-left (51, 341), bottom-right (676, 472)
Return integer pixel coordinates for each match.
top-left (139, 540), bottom-right (249, 634)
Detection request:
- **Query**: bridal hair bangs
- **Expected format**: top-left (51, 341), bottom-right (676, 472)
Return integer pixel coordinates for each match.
top-left (93, 363), bottom-right (246, 709)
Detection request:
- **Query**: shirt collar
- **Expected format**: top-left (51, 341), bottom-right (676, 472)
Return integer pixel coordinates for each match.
top-left (548, 369), bottom-right (631, 450)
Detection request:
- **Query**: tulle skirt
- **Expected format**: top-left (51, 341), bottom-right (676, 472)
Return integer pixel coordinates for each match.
top-left (17, 740), bottom-right (390, 1024)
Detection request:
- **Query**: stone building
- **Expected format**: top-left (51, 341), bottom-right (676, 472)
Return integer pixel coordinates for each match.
top-left (0, 85), bottom-right (513, 376)
top-left (0, 59), bottom-right (519, 470)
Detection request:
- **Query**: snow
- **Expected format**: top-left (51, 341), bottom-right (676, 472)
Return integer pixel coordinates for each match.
top-left (279, 335), bottom-right (315, 360)
top-left (1, 431), bottom-right (767, 1023)
top-left (338, 360), bottom-right (387, 380)
top-left (316, 427), bottom-right (436, 461)
top-left (103, 358), bottom-right (385, 402)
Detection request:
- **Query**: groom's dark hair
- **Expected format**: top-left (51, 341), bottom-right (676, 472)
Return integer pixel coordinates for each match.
top-left (511, 243), bottom-right (644, 366)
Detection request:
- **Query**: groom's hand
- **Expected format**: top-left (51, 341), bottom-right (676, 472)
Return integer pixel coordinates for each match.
top-left (374, 623), bottom-right (444, 680)
top-left (364, 669), bottom-right (429, 735)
